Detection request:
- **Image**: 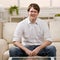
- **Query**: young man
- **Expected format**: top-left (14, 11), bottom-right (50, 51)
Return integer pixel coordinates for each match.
top-left (9, 3), bottom-right (56, 60)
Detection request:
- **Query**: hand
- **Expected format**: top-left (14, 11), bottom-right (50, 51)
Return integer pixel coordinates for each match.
top-left (25, 49), bottom-right (32, 56)
top-left (31, 47), bottom-right (40, 56)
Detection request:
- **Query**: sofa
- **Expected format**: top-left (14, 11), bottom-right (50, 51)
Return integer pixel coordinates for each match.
top-left (0, 20), bottom-right (60, 60)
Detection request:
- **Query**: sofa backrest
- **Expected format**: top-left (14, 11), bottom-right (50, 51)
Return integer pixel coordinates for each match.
top-left (49, 20), bottom-right (60, 42)
top-left (2, 20), bottom-right (60, 44)
top-left (0, 22), bottom-right (3, 38)
top-left (3, 22), bottom-right (18, 44)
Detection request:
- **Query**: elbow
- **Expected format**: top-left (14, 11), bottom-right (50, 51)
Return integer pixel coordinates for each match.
top-left (49, 41), bottom-right (52, 45)
top-left (13, 41), bottom-right (17, 46)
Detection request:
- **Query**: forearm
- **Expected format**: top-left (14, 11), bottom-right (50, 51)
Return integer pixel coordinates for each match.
top-left (13, 41), bottom-right (33, 56)
top-left (13, 41), bottom-right (29, 52)
top-left (27, 40), bottom-right (52, 56)
top-left (38, 40), bottom-right (52, 51)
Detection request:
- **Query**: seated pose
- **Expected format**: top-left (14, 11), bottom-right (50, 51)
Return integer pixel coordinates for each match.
top-left (9, 3), bottom-right (56, 60)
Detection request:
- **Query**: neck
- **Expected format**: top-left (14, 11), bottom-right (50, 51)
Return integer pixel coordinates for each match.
top-left (30, 18), bottom-right (37, 24)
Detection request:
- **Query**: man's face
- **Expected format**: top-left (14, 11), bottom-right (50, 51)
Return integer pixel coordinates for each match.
top-left (28, 7), bottom-right (39, 21)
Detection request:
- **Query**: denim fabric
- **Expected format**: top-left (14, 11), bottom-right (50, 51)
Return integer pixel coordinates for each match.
top-left (9, 45), bottom-right (56, 60)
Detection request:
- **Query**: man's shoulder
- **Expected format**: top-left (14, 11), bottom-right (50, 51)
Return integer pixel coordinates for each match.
top-left (37, 18), bottom-right (47, 24)
top-left (17, 18), bottom-right (28, 26)
top-left (19, 18), bottom-right (28, 23)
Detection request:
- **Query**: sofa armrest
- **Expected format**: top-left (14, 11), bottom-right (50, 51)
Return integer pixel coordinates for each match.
top-left (0, 39), bottom-right (9, 60)
top-left (0, 39), bottom-right (9, 52)
top-left (52, 42), bottom-right (60, 57)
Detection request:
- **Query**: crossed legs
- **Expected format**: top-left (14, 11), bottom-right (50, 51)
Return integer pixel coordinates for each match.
top-left (9, 45), bottom-right (56, 60)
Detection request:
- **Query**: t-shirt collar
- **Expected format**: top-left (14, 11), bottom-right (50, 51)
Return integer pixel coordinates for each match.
top-left (27, 17), bottom-right (38, 24)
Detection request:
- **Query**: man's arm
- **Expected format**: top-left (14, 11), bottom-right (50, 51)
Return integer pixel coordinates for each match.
top-left (38, 40), bottom-right (52, 50)
top-left (31, 40), bottom-right (52, 56)
top-left (13, 41), bottom-right (32, 56)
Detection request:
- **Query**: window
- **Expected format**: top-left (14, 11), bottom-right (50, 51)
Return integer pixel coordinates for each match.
top-left (52, 0), bottom-right (60, 7)
top-left (0, 0), bottom-right (18, 8)
top-left (20, 0), bottom-right (50, 8)
top-left (0, 0), bottom-right (60, 8)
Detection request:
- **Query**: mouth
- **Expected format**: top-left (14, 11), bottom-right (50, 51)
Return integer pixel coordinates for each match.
top-left (31, 15), bottom-right (36, 17)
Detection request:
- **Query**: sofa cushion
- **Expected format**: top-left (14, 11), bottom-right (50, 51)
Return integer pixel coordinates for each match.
top-left (49, 20), bottom-right (60, 42)
top-left (9, 43), bottom-right (15, 49)
top-left (0, 39), bottom-right (8, 60)
top-left (52, 42), bottom-right (60, 56)
top-left (3, 22), bottom-right (18, 44)
top-left (3, 50), bottom-right (9, 60)
top-left (0, 39), bottom-right (8, 53)
top-left (0, 22), bottom-right (3, 38)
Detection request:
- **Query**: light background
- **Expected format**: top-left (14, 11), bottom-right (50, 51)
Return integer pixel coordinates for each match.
top-left (0, 0), bottom-right (60, 8)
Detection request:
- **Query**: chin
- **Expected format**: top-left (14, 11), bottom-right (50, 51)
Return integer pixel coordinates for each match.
top-left (31, 17), bottom-right (35, 20)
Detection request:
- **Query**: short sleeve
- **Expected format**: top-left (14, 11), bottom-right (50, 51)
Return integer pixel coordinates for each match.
top-left (13, 23), bottom-right (23, 42)
top-left (43, 21), bottom-right (52, 42)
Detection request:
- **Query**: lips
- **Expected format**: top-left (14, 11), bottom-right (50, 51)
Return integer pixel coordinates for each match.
top-left (31, 15), bottom-right (36, 17)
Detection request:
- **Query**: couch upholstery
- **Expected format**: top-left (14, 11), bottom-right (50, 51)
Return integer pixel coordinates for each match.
top-left (0, 20), bottom-right (60, 60)
top-left (0, 22), bottom-right (3, 38)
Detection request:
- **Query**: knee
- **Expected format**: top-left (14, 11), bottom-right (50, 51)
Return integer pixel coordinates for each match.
top-left (9, 47), bottom-right (17, 57)
top-left (50, 46), bottom-right (56, 52)
top-left (48, 46), bottom-right (56, 56)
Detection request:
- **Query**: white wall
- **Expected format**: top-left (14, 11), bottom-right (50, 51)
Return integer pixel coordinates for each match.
top-left (19, 7), bottom-right (60, 17)
top-left (0, 0), bottom-right (60, 8)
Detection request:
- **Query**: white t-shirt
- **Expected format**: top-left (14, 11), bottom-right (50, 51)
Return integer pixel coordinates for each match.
top-left (13, 17), bottom-right (52, 46)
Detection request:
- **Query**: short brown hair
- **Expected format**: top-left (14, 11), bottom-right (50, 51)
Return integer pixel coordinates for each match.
top-left (27, 3), bottom-right (40, 13)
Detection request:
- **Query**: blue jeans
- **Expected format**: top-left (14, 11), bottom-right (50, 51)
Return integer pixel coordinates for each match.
top-left (9, 45), bottom-right (56, 60)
